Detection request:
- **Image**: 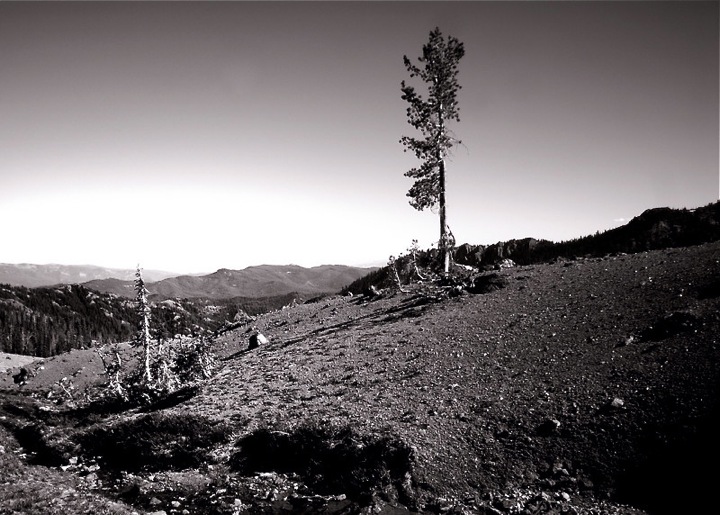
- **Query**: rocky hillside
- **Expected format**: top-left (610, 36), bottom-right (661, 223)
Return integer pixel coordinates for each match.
top-left (453, 201), bottom-right (720, 269)
top-left (1, 240), bottom-right (718, 514)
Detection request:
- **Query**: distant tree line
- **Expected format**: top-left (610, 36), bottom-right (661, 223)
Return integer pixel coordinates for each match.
top-left (0, 284), bottom-right (137, 357)
top-left (0, 282), bottom-right (325, 358)
top-left (519, 203), bottom-right (720, 264)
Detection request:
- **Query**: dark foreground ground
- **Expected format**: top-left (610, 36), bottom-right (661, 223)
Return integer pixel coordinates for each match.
top-left (2, 241), bottom-right (719, 514)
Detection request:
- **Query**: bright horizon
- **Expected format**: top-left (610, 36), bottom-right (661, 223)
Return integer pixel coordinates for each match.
top-left (1, 1), bottom-right (718, 275)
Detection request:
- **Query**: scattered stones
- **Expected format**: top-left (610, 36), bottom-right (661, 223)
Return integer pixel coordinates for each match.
top-left (83, 472), bottom-right (99, 487)
top-left (617, 335), bottom-right (635, 347)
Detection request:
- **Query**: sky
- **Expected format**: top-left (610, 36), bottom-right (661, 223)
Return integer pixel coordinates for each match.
top-left (1, 1), bottom-right (717, 274)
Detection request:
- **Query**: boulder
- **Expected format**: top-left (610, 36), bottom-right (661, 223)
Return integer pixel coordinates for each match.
top-left (494, 258), bottom-right (516, 270)
top-left (248, 332), bottom-right (268, 350)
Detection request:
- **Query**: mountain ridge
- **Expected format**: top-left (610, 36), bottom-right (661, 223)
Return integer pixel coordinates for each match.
top-left (3, 201), bottom-right (717, 296)
top-left (0, 262), bottom-right (376, 300)
top-left (83, 264), bottom-right (375, 300)
top-left (0, 264), bottom-right (180, 288)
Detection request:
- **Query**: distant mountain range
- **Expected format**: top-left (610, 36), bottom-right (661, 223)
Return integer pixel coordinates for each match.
top-left (4, 201), bottom-right (718, 299)
top-left (0, 264), bottom-right (374, 358)
top-left (84, 265), bottom-right (373, 300)
top-left (0, 262), bottom-right (375, 301)
top-left (3, 201), bottom-right (719, 359)
top-left (0, 264), bottom-right (179, 288)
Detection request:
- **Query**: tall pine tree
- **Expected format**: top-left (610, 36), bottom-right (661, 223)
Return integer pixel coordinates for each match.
top-left (400, 27), bottom-right (464, 275)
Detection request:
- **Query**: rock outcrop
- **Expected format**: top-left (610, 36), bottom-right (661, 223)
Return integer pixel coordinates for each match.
top-left (453, 238), bottom-right (548, 269)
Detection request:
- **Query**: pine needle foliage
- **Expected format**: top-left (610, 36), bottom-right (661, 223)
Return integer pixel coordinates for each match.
top-left (400, 27), bottom-right (464, 274)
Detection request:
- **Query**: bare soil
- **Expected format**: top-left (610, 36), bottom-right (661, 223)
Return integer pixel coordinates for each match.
top-left (2, 241), bottom-right (719, 514)
top-left (0, 353), bottom-right (38, 374)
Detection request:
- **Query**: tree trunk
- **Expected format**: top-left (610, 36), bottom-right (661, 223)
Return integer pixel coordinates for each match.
top-left (438, 157), bottom-right (449, 275)
top-left (436, 99), bottom-right (450, 276)
top-left (135, 268), bottom-right (153, 384)
top-left (141, 308), bottom-right (153, 383)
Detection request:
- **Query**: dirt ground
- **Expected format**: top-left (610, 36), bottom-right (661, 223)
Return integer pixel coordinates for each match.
top-left (0, 353), bottom-right (38, 374)
top-left (1, 241), bottom-right (719, 514)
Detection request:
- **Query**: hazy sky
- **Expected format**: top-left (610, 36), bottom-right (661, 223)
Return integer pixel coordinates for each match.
top-left (1, 1), bottom-right (717, 273)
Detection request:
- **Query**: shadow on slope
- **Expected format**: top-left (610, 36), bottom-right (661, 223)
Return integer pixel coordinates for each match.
top-left (231, 423), bottom-right (416, 508)
top-left (615, 397), bottom-right (720, 514)
top-left (78, 412), bottom-right (233, 472)
top-left (0, 396), bottom-right (233, 474)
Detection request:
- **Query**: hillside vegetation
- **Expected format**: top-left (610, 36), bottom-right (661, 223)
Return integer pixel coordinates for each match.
top-left (0, 284), bottom-right (306, 358)
top-left (0, 264), bottom-right (373, 359)
top-left (0, 284), bottom-right (138, 357)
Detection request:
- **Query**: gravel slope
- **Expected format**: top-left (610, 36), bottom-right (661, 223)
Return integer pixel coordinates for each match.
top-left (1, 241), bottom-right (719, 514)
top-left (173, 241), bottom-right (720, 513)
